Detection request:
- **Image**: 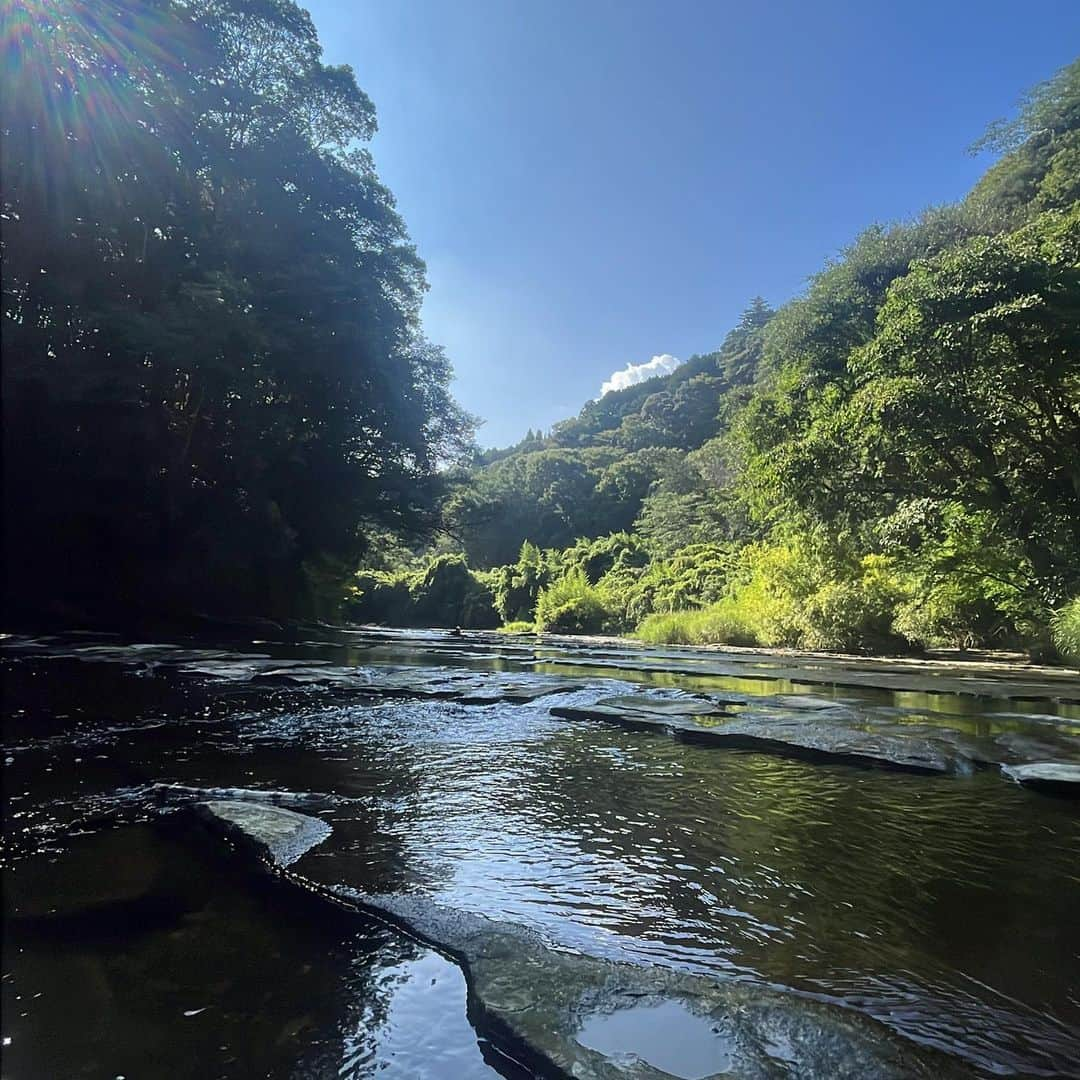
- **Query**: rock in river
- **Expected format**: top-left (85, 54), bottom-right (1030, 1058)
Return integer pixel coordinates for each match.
top-left (196, 800), bottom-right (331, 866)
top-left (1000, 762), bottom-right (1080, 797)
top-left (550, 695), bottom-right (961, 775)
top-left (196, 799), bottom-right (969, 1079)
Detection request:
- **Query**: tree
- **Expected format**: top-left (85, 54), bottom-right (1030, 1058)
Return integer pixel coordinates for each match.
top-left (967, 58), bottom-right (1080, 224)
top-left (844, 207), bottom-right (1080, 602)
top-left (2, 0), bottom-right (472, 621)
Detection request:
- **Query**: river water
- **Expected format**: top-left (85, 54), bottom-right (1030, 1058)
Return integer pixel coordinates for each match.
top-left (2, 626), bottom-right (1079, 1078)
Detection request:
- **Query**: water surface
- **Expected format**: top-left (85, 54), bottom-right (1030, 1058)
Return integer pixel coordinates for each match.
top-left (3, 627), bottom-right (1078, 1077)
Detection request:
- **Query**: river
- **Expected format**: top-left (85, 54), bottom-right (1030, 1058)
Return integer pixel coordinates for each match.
top-left (2, 626), bottom-right (1078, 1078)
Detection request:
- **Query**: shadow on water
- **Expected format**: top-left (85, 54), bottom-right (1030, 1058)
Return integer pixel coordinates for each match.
top-left (2, 819), bottom-right (505, 1079)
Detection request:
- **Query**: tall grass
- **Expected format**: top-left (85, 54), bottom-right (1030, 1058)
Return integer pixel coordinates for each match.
top-left (636, 602), bottom-right (759, 646)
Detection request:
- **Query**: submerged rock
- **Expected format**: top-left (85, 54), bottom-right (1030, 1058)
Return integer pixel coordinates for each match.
top-left (356, 666), bottom-right (584, 704)
top-left (148, 782), bottom-right (347, 810)
top-left (550, 696), bottom-right (959, 775)
top-left (1001, 762), bottom-right (1080, 797)
top-left (4, 825), bottom-right (168, 923)
top-left (197, 800), bottom-right (968, 1079)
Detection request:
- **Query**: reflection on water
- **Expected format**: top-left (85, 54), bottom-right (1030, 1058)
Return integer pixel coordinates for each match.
top-left (575, 1001), bottom-right (732, 1077)
top-left (2, 629), bottom-right (1079, 1077)
top-left (536, 662), bottom-right (812, 699)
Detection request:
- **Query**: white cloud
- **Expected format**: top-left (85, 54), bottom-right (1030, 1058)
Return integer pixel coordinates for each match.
top-left (600, 354), bottom-right (681, 397)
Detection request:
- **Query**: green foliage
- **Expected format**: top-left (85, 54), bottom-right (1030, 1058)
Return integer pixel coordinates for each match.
top-left (1051, 598), bottom-right (1080, 665)
top-left (620, 544), bottom-right (733, 624)
top-left (347, 555), bottom-right (496, 629)
top-left (636, 607), bottom-right (757, 647)
top-left (800, 557), bottom-right (908, 652)
top-left (2, 0), bottom-right (473, 622)
top-left (490, 541), bottom-right (554, 623)
top-left (562, 533), bottom-right (650, 584)
top-left (445, 448), bottom-right (618, 566)
top-left (533, 570), bottom-right (613, 635)
top-left (411, 556), bottom-right (499, 629)
top-left (842, 207), bottom-right (1080, 600)
top-left (967, 59), bottom-right (1080, 225)
top-left (349, 571), bottom-right (415, 627)
top-left (883, 504), bottom-right (1045, 649)
top-left (636, 537), bottom-right (909, 653)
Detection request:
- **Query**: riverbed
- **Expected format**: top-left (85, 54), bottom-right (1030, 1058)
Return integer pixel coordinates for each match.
top-left (2, 626), bottom-right (1078, 1078)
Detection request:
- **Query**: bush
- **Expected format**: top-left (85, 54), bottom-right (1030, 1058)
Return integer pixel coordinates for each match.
top-left (885, 504), bottom-right (1044, 649)
top-left (563, 532), bottom-right (649, 584)
top-left (713, 538), bottom-right (817, 647)
top-left (497, 620), bottom-right (536, 634)
top-left (800, 555), bottom-right (908, 652)
top-left (411, 555), bottom-right (499, 629)
top-left (636, 605), bottom-right (757, 646)
top-left (347, 569), bottom-right (415, 624)
top-left (346, 555), bottom-right (498, 628)
top-left (636, 541), bottom-right (907, 652)
top-left (534, 569), bottom-right (612, 634)
top-left (490, 541), bottom-right (552, 623)
top-left (1051, 597), bottom-right (1080, 664)
top-left (622, 543), bottom-right (732, 625)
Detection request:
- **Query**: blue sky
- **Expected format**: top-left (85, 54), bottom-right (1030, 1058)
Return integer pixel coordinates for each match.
top-left (303, 0), bottom-right (1080, 447)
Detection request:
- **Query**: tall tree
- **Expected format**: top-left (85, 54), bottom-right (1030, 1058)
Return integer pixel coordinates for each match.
top-left (1, 0), bottom-right (472, 621)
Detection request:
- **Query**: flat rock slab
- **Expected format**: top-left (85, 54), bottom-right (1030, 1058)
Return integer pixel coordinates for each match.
top-left (590, 693), bottom-right (738, 719)
top-left (148, 782), bottom-right (355, 811)
top-left (360, 667), bottom-right (584, 705)
top-left (197, 800), bottom-right (966, 1079)
top-left (1, 638), bottom-right (582, 706)
top-left (550, 696), bottom-right (958, 775)
top-left (769, 694), bottom-right (849, 710)
top-left (1001, 762), bottom-right (1080, 797)
top-left (197, 800), bottom-right (331, 866)
top-left (537, 652), bottom-right (1080, 704)
top-left (208, 661), bottom-right (585, 705)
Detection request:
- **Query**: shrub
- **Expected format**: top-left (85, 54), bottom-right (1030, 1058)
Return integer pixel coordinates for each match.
top-left (636, 542), bottom-right (907, 652)
top-left (886, 504), bottom-right (1044, 649)
top-left (715, 539), bottom-right (814, 647)
top-left (635, 611), bottom-right (698, 645)
top-left (346, 555), bottom-right (498, 628)
top-left (622, 543), bottom-right (732, 625)
top-left (694, 603), bottom-right (760, 646)
top-left (1051, 597), bottom-right (1080, 665)
top-left (411, 555), bottom-right (499, 629)
top-left (497, 620), bottom-right (536, 634)
top-left (347, 569), bottom-right (415, 624)
top-left (800, 555), bottom-right (908, 652)
top-left (636, 604), bottom-right (757, 646)
top-left (490, 541), bottom-right (552, 623)
top-left (563, 532), bottom-right (649, 584)
top-left (534, 569), bottom-right (612, 634)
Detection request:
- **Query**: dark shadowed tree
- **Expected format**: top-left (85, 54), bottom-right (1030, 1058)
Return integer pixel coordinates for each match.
top-left (2, 0), bottom-right (472, 621)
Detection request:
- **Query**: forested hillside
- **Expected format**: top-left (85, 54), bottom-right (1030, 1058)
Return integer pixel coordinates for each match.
top-left (2, 0), bottom-right (472, 623)
top-left (355, 60), bottom-right (1080, 661)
